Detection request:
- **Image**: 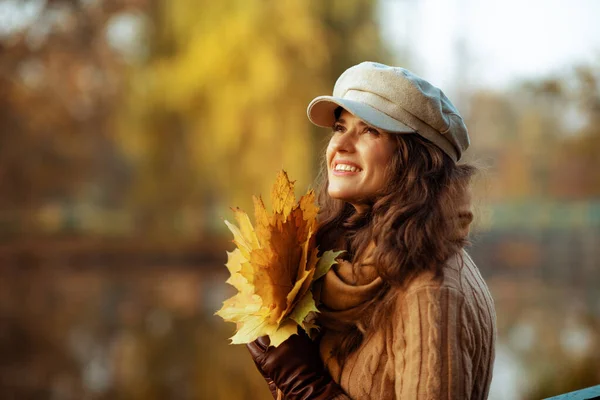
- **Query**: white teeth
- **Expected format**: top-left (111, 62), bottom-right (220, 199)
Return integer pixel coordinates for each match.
top-left (334, 164), bottom-right (361, 172)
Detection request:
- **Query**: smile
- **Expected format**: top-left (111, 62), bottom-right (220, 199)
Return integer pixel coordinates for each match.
top-left (333, 163), bottom-right (362, 172)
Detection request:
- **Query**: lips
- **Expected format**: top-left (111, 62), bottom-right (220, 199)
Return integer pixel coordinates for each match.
top-left (332, 160), bottom-right (363, 174)
top-left (334, 164), bottom-right (361, 172)
top-left (332, 160), bottom-right (362, 171)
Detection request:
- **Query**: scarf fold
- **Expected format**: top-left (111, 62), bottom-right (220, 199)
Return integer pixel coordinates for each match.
top-left (317, 242), bottom-right (383, 334)
top-left (315, 244), bottom-right (383, 381)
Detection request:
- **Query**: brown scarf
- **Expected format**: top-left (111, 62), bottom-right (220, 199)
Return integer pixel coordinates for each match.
top-left (313, 243), bottom-right (383, 380)
top-left (317, 245), bottom-right (382, 333)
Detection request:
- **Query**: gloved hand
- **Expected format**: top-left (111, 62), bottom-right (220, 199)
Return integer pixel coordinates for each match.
top-left (254, 361), bottom-right (278, 399)
top-left (246, 330), bottom-right (345, 400)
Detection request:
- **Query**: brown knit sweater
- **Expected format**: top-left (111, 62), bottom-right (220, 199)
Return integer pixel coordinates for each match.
top-left (315, 250), bottom-right (496, 400)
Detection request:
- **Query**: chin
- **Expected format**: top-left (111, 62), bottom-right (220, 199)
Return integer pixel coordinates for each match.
top-left (327, 189), bottom-right (355, 203)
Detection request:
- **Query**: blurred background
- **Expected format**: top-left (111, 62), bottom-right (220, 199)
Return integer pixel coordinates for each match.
top-left (1, 0), bottom-right (599, 399)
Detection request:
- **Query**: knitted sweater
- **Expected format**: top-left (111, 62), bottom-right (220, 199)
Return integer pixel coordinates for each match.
top-left (316, 250), bottom-right (497, 400)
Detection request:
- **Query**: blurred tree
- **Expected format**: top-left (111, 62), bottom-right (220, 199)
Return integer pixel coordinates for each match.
top-left (517, 66), bottom-right (600, 199)
top-left (467, 64), bottom-right (600, 203)
top-left (0, 0), bottom-right (134, 235)
top-left (117, 0), bottom-right (392, 237)
top-left (547, 66), bottom-right (600, 199)
top-left (0, 0), bottom-right (392, 237)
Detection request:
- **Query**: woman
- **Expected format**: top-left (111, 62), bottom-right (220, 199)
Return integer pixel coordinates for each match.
top-left (247, 62), bottom-right (497, 400)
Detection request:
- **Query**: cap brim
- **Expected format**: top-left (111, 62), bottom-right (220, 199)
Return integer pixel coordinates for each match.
top-left (307, 96), bottom-right (416, 134)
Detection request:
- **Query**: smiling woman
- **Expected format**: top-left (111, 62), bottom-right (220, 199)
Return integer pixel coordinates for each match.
top-left (246, 62), bottom-right (497, 400)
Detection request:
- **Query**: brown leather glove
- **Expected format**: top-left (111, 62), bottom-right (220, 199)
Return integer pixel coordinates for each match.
top-left (246, 330), bottom-right (345, 400)
top-left (254, 362), bottom-right (278, 399)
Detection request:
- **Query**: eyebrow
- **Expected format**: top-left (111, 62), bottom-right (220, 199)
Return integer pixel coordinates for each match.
top-left (335, 118), bottom-right (378, 130)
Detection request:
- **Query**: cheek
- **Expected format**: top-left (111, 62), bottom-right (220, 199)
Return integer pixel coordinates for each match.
top-left (325, 142), bottom-right (335, 167)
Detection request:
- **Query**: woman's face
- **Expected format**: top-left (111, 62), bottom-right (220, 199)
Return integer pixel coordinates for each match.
top-left (326, 109), bottom-right (396, 208)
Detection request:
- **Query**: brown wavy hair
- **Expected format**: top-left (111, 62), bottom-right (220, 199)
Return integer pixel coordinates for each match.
top-left (315, 108), bottom-right (476, 362)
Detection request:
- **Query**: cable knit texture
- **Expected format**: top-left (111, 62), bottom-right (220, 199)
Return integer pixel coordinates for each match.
top-left (316, 250), bottom-right (497, 400)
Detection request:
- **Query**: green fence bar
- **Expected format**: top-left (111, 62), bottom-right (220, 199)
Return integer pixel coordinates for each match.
top-left (544, 384), bottom-right (600, 400)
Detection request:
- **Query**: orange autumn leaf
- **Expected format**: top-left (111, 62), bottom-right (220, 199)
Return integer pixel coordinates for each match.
top-left (215, 170), bottom-right (343, 346)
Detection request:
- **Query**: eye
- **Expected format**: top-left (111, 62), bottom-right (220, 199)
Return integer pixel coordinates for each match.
top-left (366, 127), bottom-right (381, 136)
top-left (332, 123), bottom-right (345, 133)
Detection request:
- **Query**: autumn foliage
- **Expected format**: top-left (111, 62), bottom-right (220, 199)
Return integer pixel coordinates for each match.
top-left (216, 171), bottom-right (342, 346)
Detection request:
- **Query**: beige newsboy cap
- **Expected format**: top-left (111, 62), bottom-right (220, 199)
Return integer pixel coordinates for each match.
top-left (307, 62), bottom-right (470, 162)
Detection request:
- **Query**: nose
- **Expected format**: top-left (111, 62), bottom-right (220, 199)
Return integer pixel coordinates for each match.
top-left (329, 128), bottom-right (357, 154)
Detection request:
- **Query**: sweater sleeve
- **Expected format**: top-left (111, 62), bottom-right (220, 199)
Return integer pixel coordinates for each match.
top-left (393, 285), bottom-right (476, 399)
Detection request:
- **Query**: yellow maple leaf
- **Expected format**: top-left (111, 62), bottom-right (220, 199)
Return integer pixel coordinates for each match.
top-left (215, 170), bottom-right (343, 346)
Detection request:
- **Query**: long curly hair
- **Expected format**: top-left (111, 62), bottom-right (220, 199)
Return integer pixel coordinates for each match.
top-left (315, 108), bottom-right (476, 362)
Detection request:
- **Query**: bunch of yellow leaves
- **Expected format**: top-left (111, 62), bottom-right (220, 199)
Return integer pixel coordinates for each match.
top-left (215, 170), bottom-right (343, 347)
